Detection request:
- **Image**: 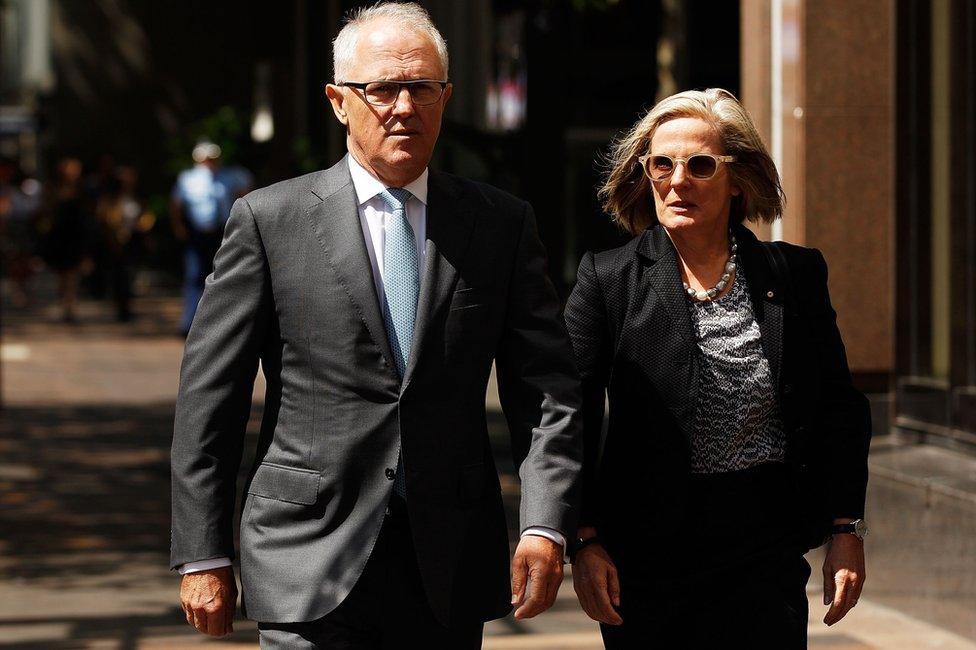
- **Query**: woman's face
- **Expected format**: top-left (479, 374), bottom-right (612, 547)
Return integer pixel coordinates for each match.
top-left (648, 117), bottom-right (740, 235)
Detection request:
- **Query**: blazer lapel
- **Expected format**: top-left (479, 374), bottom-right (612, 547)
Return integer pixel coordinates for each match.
top-left (307, 158), bottom-right (398, 376)
top-left (638, 226), bottom-right (696, 344)
top-left (400, 170), bottom-right (476, 392)
top-left (634, 226), bottom-right (699, 441)
top-left (736, 225), bottom-right (783, 392)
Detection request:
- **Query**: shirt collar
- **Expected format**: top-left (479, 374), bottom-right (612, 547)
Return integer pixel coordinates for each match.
top-left (347, 153), bottom-right (429, 206)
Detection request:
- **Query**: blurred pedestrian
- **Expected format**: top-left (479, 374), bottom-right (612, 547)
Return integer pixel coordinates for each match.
top-left (84, 153), bottom-right (118, 298)
top-left (94, 165), bottom-right (155, 321)
top-left (565, 88), bottom-right (872, 648)
top-left (42, 158), bottom-right (92, 323)
top-left (170, 141), bottom-right (252, 336)
top-left (0, 158), bottom-right (42, 307)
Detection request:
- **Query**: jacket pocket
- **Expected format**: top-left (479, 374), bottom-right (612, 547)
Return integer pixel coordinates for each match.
top-left (451, 286), bottom-right (491, 309)
top-left (246, 462), bottom-right (320, 505)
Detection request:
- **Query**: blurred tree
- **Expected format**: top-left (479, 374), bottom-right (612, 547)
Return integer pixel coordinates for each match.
top-left (164, 105), bottom-right (248, 176)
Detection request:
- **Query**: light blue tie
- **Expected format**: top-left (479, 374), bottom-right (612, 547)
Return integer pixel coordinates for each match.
top-left (378, 187), bottom-right (417, 498)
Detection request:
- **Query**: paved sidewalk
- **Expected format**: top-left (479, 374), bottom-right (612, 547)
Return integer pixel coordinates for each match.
top-left (1, 290), bottom-right (973, 649)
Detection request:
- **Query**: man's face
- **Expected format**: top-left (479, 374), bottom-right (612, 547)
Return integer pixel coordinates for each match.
top-left (326, 20), bottom-right (452, 186)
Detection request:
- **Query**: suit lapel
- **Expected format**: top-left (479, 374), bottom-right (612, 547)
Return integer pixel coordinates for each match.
top-left (307, 158), bottom-right (398, 376)
top-left (401, 170), bottom-right (476, 392)
top-left (736, 225), bottom-right (783, 392)
top-left (634, 227), bottom-right (699, 441)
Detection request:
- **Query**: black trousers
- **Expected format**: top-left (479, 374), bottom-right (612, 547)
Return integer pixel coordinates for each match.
top-left (258, 497), bottom-right (484, 649)
top-left (600, 463), bottom-right (811, 649)
top-left (600, 550), bottom-right (810, 649)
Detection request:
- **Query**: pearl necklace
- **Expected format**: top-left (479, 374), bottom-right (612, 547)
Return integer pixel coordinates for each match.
top-left (681, 234), bottom-right (737, 302)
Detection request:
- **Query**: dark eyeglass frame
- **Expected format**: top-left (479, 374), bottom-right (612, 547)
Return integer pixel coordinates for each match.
top-left (637, 152), bottom-right (736, 182)
top-left (338, 79), bottom-right (449, 106)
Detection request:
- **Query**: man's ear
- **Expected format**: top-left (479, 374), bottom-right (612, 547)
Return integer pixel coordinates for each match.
top-left (325, 84), bottom-right (349, 126)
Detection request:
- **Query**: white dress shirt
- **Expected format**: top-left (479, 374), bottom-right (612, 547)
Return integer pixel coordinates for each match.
top-left (178, 155), bottom-right (564, 575)
top-left (347, 154), bottom-right (428, 307)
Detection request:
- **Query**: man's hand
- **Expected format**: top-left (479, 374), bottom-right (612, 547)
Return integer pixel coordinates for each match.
top-left (572, 542), bottom-right (622, 625)
top-left (180, 566), bottom-right (237, 636)
top-left (511, 535), bottom-right (564, 619)
top-left (822, 534), bottom-right (865, 626)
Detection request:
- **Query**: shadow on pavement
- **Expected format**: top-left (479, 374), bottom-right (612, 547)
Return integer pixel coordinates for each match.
top-left (1, 403), bottom-right (181, 583)
top-left (0, 607), bottom-right (258, 650)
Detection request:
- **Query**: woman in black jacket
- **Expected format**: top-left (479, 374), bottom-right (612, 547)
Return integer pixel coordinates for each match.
top-left (565, 88), bottom-right (871, 648)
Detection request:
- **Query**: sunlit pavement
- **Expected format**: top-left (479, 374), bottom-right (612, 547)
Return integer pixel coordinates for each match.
top-left (1, 286), bottom-right (974, 649)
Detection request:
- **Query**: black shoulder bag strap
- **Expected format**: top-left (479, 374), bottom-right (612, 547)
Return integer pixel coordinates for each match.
top-left (590, 253), bottom-right (613, 478)
top-left (761, 240), bottom-right (798, 314)
top-left (761, 240), bottom-right (834, 550)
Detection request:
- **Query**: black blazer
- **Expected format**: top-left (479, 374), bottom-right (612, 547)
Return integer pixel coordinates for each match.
top-left (564, 223), bottom-right (871, 550)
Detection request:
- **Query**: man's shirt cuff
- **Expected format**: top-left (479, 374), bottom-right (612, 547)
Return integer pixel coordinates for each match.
top-left (178, 557), bottom-right (233, 575)
top-left (521, 526), bottom-right (569, 563)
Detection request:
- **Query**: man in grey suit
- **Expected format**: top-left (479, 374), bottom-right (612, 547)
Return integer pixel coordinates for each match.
top-left (171, 3), bottom-right (582, 647)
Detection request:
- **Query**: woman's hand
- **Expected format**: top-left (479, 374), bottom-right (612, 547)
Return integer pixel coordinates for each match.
top-left (572, 530), bottom-right (623, 625)
top-left (822, 533), bottom-right (865, 625)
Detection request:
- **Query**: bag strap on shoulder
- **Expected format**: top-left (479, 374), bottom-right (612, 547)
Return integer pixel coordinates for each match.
top-left (760, 240), bottom-right (798, 313)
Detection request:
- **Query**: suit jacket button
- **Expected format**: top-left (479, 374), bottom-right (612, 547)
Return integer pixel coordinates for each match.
top-left (385, 468), bottom-right (395, 480)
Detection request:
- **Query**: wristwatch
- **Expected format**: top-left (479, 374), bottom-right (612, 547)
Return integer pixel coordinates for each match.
top-left (830, 518), bottom-right (868, 541)
top-left (569, 535), bottom-right (601, 563)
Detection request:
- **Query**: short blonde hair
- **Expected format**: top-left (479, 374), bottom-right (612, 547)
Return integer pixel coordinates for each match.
top-left (333, 2), bottom-right (449, 83)
top-left (599, 88), bottom-right (784, 235)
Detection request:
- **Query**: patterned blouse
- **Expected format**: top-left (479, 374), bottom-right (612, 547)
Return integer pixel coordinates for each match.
top-left (686, 269), bottom-right (787, 474)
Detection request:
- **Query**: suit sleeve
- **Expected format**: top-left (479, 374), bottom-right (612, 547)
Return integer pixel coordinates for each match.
top-left (802, 249), bottom-right (872, 520)
top-left (563, 252), bottom-right (612, 529)
top-left (170, 198), bottom-right (272, 569)
top-left (494, 202), bottom-right (583, 539)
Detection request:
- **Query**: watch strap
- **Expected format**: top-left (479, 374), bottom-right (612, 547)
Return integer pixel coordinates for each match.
top-left (830, 519), bottom-right (866, 540)
top-left (570, 536), bottom-right (601, 563)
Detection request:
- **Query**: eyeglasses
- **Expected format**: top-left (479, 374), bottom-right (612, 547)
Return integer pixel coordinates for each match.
top-left (637, 152), bottom-right (736, 182)
top-left (339, 80), bottom-right (449, 107)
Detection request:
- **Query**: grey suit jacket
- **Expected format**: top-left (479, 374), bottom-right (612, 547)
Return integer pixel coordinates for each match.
top-left (170, 157), bottom-right (582, 626)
